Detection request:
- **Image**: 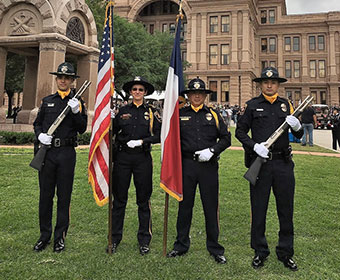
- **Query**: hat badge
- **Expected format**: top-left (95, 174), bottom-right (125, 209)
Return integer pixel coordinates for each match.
top-left (134, 76), bottom-right (141, 81)
top-left (266, 70), bottom-right (273, 78)
top-left (61, 66), bottom-right (68, 73)
top-left (193, 82), bottom-right (200, 89)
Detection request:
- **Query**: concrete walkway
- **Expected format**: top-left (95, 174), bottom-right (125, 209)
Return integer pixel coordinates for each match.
top-left (1, 144), bottom-right (340, 158)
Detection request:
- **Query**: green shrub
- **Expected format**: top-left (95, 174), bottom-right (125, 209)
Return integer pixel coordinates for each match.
top-left (0, 131), bottom-right (35, 145)
top-left (0, 131), bottom-right (91, 145)
top-left (77, 132), bottom-right (91, 145)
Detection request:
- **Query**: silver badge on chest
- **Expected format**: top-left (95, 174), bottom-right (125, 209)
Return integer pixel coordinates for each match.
top-left (281, 103), bottom-right (287, 112)
top-left (206, 113), bottom-right (213, 121)
top-left (144, 112), bottom-right (150, 120)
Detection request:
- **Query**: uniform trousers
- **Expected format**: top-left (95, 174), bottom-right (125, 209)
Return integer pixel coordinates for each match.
top-left (111, 151), bottom-right (153, 246)
top-left (332, 129), bottom-right (340, 150)
top-left (174, 158), bottom-right (224, 256)
top-left (250, 159), bottom-right (295, 260)
top-left (38, 146), bottom-right (76, 242)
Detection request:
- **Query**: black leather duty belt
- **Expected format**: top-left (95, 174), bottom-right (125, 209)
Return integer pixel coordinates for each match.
top-left (119, 145), bottom-right (145, 154)
top-left (267, 151), bottom-right (285, 160)
top-left (52, 138), bottom-right (77, 148)
top-left (182, 152), bottom-right (200, 161)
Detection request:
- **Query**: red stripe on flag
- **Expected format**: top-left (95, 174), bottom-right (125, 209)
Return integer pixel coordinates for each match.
top-left (160, 102), bottom-right (182, 201)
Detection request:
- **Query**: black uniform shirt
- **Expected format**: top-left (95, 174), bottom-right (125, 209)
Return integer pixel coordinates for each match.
top-left (179, 105), bottom-right (231, 154)
top-left (33, 91), bottom-right (87, 139)
top-left (235, 94), bottom-right (303, 152)
top-left (114, 102), bottom-right (161, 145)
top-left (301, 107), bottom-right (316, 124)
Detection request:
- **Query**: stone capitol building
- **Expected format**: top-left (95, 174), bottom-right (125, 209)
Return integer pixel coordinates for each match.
top-left (116, 0), bottom-right (340, 107)
top-left (1, 0), bottom-right (340, 130)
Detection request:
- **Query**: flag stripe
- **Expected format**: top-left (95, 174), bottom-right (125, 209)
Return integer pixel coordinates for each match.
top-left (160, 18), bottom-right (184, 201)
top-left (88, 2), bottom-right (114, 206)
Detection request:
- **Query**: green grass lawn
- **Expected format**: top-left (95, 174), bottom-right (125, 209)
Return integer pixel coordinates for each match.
top-left (0, 144), bottom-right (339, 280)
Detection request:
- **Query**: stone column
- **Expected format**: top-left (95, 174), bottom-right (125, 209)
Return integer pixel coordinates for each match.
top-left (31, 41), bottom-right (66, 123)
top-left (329, 31), bottom-right (337, 82)
top-left (240, 74), bottom-right (252, 105)
top-left (230, 12), bottom-right (238, 68)
top-left (17, 56), bottom-right (39, 124)
top-left (301, 34), bottom-right (308, 80)
top-left (277, 34), bottom-right (283, 75)
top-left (190, 13), bottom-right (197, 69)
top-left (77, 52), bottom-right (99, 128)
top-left (36, 42), bottom-right (66, 103)
top-left (241, 11), bottom-right (250, 69)
top-left (199, 13), bottom-right (207, 69)
top-left (229, 75), bottom-right (239, 105)
top-left (0, 47), bottom-right (7, 123)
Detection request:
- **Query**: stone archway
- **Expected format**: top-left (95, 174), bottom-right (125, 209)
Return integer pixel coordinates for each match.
top-left (126, 0), bottom-right (191, 22)
top-left (0, 0), bottom-right (99, 130)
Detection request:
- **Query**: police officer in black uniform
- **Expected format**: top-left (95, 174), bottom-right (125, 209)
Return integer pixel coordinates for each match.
top-left (167, 78), bottom-right (231, 264)
top-left (330, 107), bottom-right (340, 150)
top-left (33, 62), bottom-right (87, 252)
top-left (109, 77), bottom-right (161, 255)
top-left (235, 67), bottom-right (303, 271)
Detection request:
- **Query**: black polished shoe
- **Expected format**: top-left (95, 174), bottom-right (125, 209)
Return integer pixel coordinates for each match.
top-left (53, 238), bottom-right (65, 253)
top-left (139, 244), bottom-right (150, 256)
top-left (211, 254), bottom-right (227, 264)
top-left (33, 240), bottom-right (50, 252)
top-left (252, 255), bottom-right (267, 269)
top-left (106, 242), bottom-right (118, 254)
top-left (166, 249), bottom-right (187, 258)
top-left (280, 257), bottom-right (298, 271)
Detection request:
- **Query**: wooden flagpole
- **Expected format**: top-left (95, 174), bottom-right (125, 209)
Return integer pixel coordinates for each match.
top-left (162, 0), bottom-right (183, 257)
top-left (107, 0), bottom-right (115, 255)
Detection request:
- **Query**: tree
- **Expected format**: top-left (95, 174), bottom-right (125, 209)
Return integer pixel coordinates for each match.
top-left (85, 1), bottom-right (175, 92)
top-left (5, 53), bottom-right (25, 118)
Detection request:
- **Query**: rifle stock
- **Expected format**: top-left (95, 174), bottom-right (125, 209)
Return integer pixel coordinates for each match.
top-left (243, 95), bottom-right (314, 185)
top-left (29, 144), bottom-right (49, 171)
top-left (243, 156), bottom-right (267, 186)
top-left (29, 80), bottom-right (91, 171)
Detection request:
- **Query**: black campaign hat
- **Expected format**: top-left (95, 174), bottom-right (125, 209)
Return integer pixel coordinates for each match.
top-left (253, 67), bottom-right (287, 83)
top-left (122, 76), bottom-right (154, 96)
top-left (181, 77), bottom-right (213, 95)
top-left (49, 62), bottom-right (79, 78)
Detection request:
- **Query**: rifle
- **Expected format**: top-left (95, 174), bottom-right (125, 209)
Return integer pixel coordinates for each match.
top-left (29, 80), bottom-right (91, 171)
top-left (244, 95), bottom-right (314, 185)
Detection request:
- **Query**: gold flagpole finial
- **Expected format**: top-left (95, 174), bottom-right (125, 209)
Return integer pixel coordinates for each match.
top-left (176, 0), bottom-right (184, 22)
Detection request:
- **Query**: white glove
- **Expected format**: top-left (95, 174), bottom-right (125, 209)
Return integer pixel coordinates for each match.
top-left (253, 142), bottom-right (269, 158)
top-left (110, 109), bottom-right (115, 119)
top-left (195, 148), bottom-right (214, 162)
top-left (67, 97), bottom-right (80, 114)
top-left (38, 133), bottom-right (52, 145)
top-left (127, 140), bottom-right (143, 148)
top-left (286, 115), bottom-right (301, 132)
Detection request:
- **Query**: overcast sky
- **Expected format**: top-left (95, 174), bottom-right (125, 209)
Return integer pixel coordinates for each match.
top-left (286, 0), bottom-right (340, 14)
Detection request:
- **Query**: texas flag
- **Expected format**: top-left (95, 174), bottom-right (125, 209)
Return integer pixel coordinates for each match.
top-left (160, 17), bottom-right (184, 201)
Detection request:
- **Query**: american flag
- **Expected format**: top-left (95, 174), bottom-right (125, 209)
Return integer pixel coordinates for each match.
top-left (88, 2), bottom-right (114, 206)
top-left (160, 17), bottom-right (184, 201)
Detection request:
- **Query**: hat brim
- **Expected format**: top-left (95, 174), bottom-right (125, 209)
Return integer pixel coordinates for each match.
top-left (181, 89), bottom-right (214, 95)
top-left (122, 81), bottom-right (154, 96)
top-left (253, 77), bottom-right (287, 83)
top-left (49, 72), bottom-right (80, 78)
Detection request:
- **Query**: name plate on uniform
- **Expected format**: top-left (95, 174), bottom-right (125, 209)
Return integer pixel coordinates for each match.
top-left (180, 116), bottom-right (191, 121)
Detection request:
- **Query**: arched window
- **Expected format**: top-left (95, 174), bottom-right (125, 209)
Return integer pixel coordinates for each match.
top-left (66, 17), bottom-right (85, 44)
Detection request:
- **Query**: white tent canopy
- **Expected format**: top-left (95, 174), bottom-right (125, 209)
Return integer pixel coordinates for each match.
top-left (144, 90), bottom-right (165, 100)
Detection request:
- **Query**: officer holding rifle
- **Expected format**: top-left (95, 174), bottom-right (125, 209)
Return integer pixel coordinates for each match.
top-left (33, 62), bottom-right (87, 253)
top-left (235, 67), bottom-right (303, 271)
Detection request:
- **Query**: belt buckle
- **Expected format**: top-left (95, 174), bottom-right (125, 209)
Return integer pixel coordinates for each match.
top-left (54, 138), bottom-right (61, 147)
top-left (268, 152), bottom-right (272, 160)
